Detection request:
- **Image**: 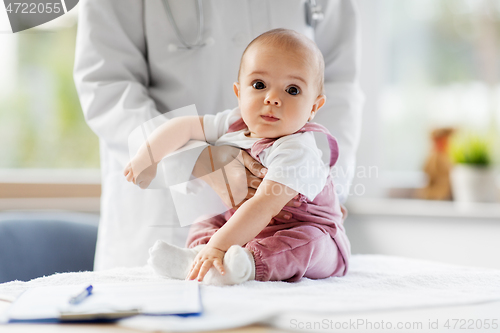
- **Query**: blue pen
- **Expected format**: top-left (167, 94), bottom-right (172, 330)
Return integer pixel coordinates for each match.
top-left (69, 285), bottom-right (93, 305)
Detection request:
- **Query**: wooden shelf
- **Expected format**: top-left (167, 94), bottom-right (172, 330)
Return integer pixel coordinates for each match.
top-left (0, 198), bottom-right (100, 213)
top-left (346, 197), bottom-right (500, 219)
top-left (0, 183), bottom-right (100, 198)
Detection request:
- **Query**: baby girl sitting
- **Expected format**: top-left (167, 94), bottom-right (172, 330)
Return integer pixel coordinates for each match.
top-left (124, 28), bottom-right (350, 285)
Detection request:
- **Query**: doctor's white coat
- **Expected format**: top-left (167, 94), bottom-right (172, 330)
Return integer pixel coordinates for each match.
top-left (74, 0), bottom-right (364, 270)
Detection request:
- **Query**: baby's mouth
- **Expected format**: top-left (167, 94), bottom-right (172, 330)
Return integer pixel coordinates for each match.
top-left (261, 115), bottom-right (279, 122)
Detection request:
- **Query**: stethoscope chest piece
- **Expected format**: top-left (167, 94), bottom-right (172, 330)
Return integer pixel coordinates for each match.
top-left (305, 0), bottom-right (324, 28)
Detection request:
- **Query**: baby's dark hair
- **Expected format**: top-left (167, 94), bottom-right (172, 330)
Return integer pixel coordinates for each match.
top-left (238, 28), bottom-right (325, 95)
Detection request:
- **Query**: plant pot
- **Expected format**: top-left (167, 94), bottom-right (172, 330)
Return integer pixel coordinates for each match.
top-left (450, 164), bottom-right (499, 203)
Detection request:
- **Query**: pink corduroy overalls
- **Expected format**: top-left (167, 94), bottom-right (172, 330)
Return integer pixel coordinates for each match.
top-left (186, 118), bottom-right (350, 282)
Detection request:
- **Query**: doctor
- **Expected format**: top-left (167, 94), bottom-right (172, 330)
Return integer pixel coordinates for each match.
top-left (74, 0), bottom-right (364, 271)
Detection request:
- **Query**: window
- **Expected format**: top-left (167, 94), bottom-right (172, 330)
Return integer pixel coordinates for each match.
top-left (0, 8), bottom-right (99, 207)
top-left (356, 0), bottom-right (500, 197)
top-left (0, 9), bottom-right (99, 169)
top-left (380, 0), bottom-right (499, 175)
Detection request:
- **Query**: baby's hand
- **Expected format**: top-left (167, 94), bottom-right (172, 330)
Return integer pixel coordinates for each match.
top-left (123, 159), bottom-right (159, 189)
top-left (124, 162), bottom-right (135, 183)
top-left (186, 246), bottom-right (225, 282)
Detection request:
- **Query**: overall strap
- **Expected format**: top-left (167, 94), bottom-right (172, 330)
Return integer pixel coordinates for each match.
top-left (295, 122), bottom-right (339, 168)
top-left (250, 123), bottom-right (339, 168)
top-left (227, 118), bottom-right (247, 133)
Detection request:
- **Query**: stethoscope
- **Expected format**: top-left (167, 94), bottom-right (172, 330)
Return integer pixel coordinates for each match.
top-left (162, 0), bottom-right (324, 50)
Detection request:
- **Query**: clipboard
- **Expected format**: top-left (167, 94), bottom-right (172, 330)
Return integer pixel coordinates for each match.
top-left (6, 281), bottom-right (202, 323)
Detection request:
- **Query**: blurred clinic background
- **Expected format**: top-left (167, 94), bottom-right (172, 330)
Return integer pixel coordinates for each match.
top-left (0, 0), bottom-right (499, 283)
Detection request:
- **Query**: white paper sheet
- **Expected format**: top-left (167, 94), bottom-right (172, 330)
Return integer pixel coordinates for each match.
top-left (6, 281), bottom-right (201, 322)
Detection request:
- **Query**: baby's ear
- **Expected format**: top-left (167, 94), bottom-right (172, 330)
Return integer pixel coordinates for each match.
top-left (233, 82), bottom-right (240, 98)
top-left (314, 94), bottom-right (326, 111)
top-left (309, 95), bottom-right (326, 121)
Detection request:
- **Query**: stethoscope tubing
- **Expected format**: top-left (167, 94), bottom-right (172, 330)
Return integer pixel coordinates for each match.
top-left (162, 0), bottom-right (205, 49)
top-left (163, 0), bottom-right (323, 50)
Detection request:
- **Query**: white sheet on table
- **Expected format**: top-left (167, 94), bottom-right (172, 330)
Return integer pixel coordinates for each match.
top-left (1, 255), bottom-right (500, 331)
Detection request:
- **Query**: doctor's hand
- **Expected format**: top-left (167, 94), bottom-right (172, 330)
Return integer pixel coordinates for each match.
top-left (239, 150), bottom-right (302, 222)
top-left (192, 146), bottom-right (301, 221)
top-left (186, 246), bottom-right (225, 282)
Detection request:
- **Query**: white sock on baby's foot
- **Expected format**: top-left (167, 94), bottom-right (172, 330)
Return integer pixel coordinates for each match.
top-left (148, 240), bottom-right (204, 279)
top-left (203, 245), bottom-right (255, 286)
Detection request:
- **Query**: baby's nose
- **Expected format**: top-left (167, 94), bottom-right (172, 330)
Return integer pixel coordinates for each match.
top-left (264, 92), bottom-right (281, 106)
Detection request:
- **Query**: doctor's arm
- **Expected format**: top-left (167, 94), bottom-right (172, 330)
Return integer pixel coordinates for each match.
top-left (74, 0), bottom-right (158, 169)
top-left (186, 180), bottom-right (298, 281)
top-left (315, 0), bottom-right (365, 205)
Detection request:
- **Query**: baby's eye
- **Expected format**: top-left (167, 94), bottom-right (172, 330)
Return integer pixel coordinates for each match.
top-left (252, 81), bottom-right (266, 90)
top-left (286, 86), bottom-right (300, 96)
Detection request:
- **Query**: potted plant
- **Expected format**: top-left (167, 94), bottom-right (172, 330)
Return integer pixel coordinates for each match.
top-left (449, 133), bottom-right (498, 203)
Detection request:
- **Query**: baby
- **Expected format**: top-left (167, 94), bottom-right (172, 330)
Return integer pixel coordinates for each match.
top-left (124, 28), bottom-right (350, 285)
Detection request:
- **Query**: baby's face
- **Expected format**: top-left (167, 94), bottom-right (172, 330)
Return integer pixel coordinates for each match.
top-left (234, 43), bottom-right (325, 139)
